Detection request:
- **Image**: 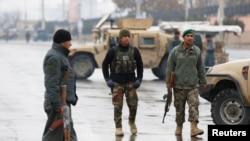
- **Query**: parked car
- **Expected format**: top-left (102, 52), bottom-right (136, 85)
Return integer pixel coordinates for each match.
top-left (33, 29), bottom-right (52, 41)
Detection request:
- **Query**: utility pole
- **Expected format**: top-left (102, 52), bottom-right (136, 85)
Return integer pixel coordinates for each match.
top-left (218, 0), bottom-right (224, 41)
top-left (62, 0), bottom-right (67, 21)
top-left (77, 0), bottom-right (83, 42)
top-left (218, 0), bottom-right (224, 26)
top-left (41, 0), bottom-right (45, 29)
top-left (135, 0), bottom-right (142, 18)
top-left (185, 0), bottom-right (189, 21)
top-left (62, 0), bottom-right (65, 21)
top-left (24, 0), bottom-right (27, 24)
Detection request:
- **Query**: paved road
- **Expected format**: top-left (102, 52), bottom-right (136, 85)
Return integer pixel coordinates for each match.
top-left (0, 40), bottom-right (249, 141)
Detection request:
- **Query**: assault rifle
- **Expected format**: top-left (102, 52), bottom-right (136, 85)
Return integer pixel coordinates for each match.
top-left (162, 72), bottom-right (174, 123)
top-left (49, 68), bottom-right (71, 141)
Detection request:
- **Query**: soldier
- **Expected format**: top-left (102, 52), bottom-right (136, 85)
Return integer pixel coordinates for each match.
top-left (165, 29), bottom-right (207, 137)
top-left (42, 29), bottom-right (78, 141)
top-left (167, 30), bottom-right (181, 53)
top-left (204, 34), bottom-right (215, 66)
top-left (102, 29), bottom-right (143, 136)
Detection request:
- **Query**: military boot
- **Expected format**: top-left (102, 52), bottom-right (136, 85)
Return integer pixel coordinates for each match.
top-left (129, 122), bottom-right (137, 135)
top-left (175, 124), bottom-right (183, 135)
top-left (115, 128), bottom-right (124, 136)
top-left (190, 122), bottom-right (204, 137)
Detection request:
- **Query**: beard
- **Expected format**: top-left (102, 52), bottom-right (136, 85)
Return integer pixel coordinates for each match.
top-left (185, 40), bottom-right (193, 47)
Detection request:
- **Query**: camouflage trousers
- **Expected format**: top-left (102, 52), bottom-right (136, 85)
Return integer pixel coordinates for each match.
top-left (112, 82), bottom-right (138, 128)
top-left (173, 87), bottom-right (200, 125)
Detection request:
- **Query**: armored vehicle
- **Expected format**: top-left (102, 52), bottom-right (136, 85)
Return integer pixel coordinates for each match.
top-left (199, 59), bottom-right (250, 125)
top-left (69, 14), bottom-right (172, 80)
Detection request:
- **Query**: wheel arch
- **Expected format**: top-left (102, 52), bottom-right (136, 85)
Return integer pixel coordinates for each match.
top-left (69, 51), bottom-right (98, 68)
top-left (207, 74), bottom-right (249, 106)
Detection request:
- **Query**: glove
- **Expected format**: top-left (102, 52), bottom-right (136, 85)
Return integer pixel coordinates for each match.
top-left (134, 79), bottom-right (141, 89)
top-left (106, 78), bottom-right (114, 88)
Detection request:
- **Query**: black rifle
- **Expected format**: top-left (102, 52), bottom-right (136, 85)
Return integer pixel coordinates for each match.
top-left (162, 72), bottom-right (174, 123)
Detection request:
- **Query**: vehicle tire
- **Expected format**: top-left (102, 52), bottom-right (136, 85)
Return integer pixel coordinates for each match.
top-left (151, 68), bottom-right (161, 78)
top-left (211, 88), bottom-right (250, 125)
top-left (152, 57), bottom-right (168, 80)
top-left (70, 54), bottom-right (95, 79)
top-left (158, 57), bottom-right (168, 80)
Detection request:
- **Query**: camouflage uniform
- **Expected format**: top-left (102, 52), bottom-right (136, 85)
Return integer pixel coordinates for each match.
top-left (166, 29), bottom-right (206, 136)
top-left (102, 43), bottom-right (143, 130)
top-left (112, 82), bottom-right (138, 128)
top-left (166, 43), bottom-right (206, 125)
top-left (174, 88), bottom-right (200, 124)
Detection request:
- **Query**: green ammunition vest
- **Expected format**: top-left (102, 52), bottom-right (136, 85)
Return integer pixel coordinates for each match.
top-left (111, 46), bottom-right (137, 73)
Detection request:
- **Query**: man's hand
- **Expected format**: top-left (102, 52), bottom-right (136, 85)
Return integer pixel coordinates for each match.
top-left (201, 83), bottom-right (207, 89)
top-left (55, 106), bottom-right (63, 113)
top-left (134, 79), bottom-right (141, 89)
top-left (106, 78), bottom-right (114, 88)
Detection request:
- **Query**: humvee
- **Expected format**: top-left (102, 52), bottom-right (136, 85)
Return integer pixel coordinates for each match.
top-left (68, 14), bottom-right (173, 80)
top-left (199, 59), bottom-right (250, 125)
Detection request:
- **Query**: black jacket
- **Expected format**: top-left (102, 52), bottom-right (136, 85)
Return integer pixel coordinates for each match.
top-left (102, 44), bottom-right (143, 84)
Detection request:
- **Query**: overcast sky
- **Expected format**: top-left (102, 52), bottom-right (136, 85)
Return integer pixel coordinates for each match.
top-left (0, 0), bottom-right (116, 20)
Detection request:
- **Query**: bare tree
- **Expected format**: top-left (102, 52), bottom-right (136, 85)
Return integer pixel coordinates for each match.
top-left (0, 11), bottom-right (20, 39)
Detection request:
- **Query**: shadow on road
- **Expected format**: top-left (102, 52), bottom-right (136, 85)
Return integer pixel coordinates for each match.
top-left (115, 135), bottom-right (136, 141)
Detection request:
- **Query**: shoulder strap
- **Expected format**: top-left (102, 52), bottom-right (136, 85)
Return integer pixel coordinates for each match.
top-left (130, 45), bottom-right (135, 58)
top-left (113, 45), bottom-right (119, 60)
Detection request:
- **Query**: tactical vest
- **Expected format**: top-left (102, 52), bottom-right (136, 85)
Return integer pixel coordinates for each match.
top-left (111, 46), bottom-right (137, 73)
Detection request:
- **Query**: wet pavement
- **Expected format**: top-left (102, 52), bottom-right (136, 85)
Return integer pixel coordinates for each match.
top-left (0, 40), bottom-right (249, 141)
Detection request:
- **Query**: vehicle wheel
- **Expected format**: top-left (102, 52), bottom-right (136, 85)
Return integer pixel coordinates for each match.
top-left (70, 54), bottom-right (95, 79)
top-left (151, 68), bottom-right (161, 78)
top-left (159, 57), bottom-right (168, 80)
top-left (152, 57), bottom-right (168, 80)
top-left (211, 89), bottom-right (250, 125)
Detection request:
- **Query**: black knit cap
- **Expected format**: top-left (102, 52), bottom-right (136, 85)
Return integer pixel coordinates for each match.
top-left (53, 29), bottom-right (71, 43)
top-left (119, 29), bottom-right (130, 39)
